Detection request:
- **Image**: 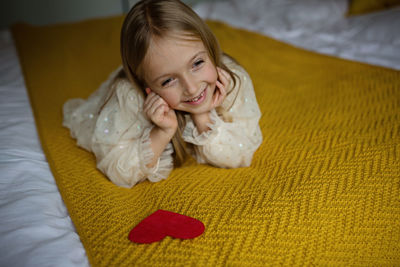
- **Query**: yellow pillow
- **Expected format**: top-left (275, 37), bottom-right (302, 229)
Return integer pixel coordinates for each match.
top-left (346, 0), bottom-right (400, 15)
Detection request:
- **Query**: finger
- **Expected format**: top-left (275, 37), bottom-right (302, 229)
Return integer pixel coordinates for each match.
top-left (148, 97), bottom-right (168, 116)
top-left (143, 92), bottom-right (157, 113)
top-left (153, 104), bottom-right (168, 120)
top-left (220, 67), bottom-right (230, 79)
top-left (217, 66), bottom-right (228, 79)
top-left (144, 92), bottom-right (161, 111)
top-left (145, 100), bottom-right (162, 120)
top-left (217, 68), bottom-right (230, 87)
top-left (144, 95), bottom-right (163, 119)
top-left (213, 81), bottom-right (224, 106)
top-left (215, 80), bottom-right (226, 96)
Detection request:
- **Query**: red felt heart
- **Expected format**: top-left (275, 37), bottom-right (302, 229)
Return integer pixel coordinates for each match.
top-left (129, 209), bottom-right (205, 244)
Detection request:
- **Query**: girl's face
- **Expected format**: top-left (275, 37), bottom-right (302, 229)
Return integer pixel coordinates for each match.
top-left (142, 34), bottom-right (218, 114)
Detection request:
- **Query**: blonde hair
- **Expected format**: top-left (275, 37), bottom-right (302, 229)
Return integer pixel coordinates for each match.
top-left (119, 0), bottom-right (239, 166)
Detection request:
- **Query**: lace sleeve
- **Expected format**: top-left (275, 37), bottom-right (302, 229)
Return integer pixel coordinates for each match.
top-left (182, 62), bottom-right (262, 168)
top-left (91, 79), bottom-right (174, 187)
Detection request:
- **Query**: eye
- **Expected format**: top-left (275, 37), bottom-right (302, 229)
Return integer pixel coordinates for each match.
top-left (161, 77), bottom-right (175, 87)
top-left (193, 59), bottom-right (204, 69)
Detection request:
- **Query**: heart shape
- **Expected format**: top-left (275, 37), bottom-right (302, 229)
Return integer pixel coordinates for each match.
top-left (129, 209), bottom-right (205, 244)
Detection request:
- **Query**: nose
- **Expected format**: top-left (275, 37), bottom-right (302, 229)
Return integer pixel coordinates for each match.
top-left (181, 74), bottom-right (198, 95)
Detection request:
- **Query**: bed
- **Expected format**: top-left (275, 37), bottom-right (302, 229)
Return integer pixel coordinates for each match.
top-left (1, 0), bottom-right (399, 266)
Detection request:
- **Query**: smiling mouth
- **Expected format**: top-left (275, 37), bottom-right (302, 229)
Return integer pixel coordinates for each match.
top-left (185, 88), bottom-right (207, 105)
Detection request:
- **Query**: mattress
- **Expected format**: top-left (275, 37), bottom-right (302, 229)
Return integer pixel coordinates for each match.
top-left (1, 0), bottom-right (399, 266)
top-left (0, 29), bottom-right (89, 267)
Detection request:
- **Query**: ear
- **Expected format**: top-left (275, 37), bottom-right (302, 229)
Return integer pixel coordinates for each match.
top-left (145, 88), bottom-right (152, 95)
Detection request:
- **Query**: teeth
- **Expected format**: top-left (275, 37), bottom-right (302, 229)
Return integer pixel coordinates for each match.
top-left (187, 90), bottom-right (204, 102)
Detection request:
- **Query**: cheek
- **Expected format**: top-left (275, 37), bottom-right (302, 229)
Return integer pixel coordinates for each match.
top-left (203, 64), bottom-right (218, 83)
top-left (158, 91), bottom-right (181, 109)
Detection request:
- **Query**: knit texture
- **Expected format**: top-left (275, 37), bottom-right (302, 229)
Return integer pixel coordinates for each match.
top-left (12, 17), bottom-right (400, 266)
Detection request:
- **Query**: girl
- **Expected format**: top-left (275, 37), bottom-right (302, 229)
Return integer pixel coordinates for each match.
top-left (63, 0), bottom-right (263, 188)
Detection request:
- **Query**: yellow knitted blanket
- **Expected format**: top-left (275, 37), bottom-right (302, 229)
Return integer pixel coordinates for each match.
top-left (12, 16), bottom-right (400, 266)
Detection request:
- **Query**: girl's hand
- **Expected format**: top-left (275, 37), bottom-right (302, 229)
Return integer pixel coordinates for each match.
top-left (190, 67), bottom-right (231, 133)
top-left (144, 88), bottom-right (178, 136)
top-left (212, 67), bottom-right (230, 108)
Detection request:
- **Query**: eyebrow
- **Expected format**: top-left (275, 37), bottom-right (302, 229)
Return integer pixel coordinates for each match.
top-left (152, 50), bottom-right (207, 84)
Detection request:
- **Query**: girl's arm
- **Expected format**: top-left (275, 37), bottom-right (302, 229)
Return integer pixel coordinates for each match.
top-left (143, 88), bottom-right (178, 167)
top-left (191, 67), bottom-right (228, 133)
top-left (91, 80), bottom-right (175, 188)
top-left (148, 126), bottom-right (175, 167)
top-left (191, 112), bottom-right (211, 133)
top-left (183, 63), bottom-right (263, 168)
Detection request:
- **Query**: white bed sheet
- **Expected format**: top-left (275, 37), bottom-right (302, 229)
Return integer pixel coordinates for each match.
top-left (194, 0), bottom-right (400, 70)
top-left (0, 1), bottom-right (399, 266)
top-left (0, 30), bottom-right (89, 267)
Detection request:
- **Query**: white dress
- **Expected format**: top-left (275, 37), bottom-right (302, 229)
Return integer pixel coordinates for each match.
top-left (63, 56), bottom-right (263, 188)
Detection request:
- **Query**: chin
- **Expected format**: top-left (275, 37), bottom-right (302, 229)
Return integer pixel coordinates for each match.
top-left (181, 104), bottom-right (210, 115)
